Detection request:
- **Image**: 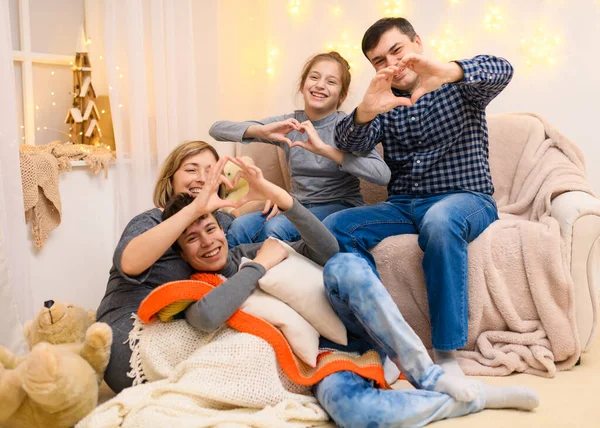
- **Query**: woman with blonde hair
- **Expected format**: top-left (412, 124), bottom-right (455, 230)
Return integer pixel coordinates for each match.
top-left (97, 140), bottom-right (235, 393)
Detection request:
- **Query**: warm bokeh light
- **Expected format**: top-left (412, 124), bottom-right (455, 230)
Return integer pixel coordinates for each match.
top-left (267, 47), bottom-right (279, 75)
top-left (288, 0), bottom-right (301, 15)
top-left (521, 26), bottom-right (561, 67)
top-left (326, 31), bottom-right (361, 69)
top-left (484, 6), bottom-right (503, 30)
top-left (429, 27), bottom-right (465, 61)
top-left (383, 0), bottom-right (405, 17)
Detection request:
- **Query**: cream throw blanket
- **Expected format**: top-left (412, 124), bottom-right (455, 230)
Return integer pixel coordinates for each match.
top-left (375, 113), bottom-right (598, 378)
top-left (77, 317), bottom-right (330, 427)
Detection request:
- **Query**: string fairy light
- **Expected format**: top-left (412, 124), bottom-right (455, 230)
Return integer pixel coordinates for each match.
top-left (288, 0), bottom-right (301, 15)
top-left (383, 0), bottom-right (404, 16)
top-left (429, 27), bottom-right (465, 61)
top-left (484, 6), bottom-right (504, 30)
top-left (332, 4), bottom-right (342, 16)
top-left (267, 47), bottom-right (278, 75)
top-left (326, 31), bottom-right (361, 69)
top-left (521, 26), bottom-right (561, 67)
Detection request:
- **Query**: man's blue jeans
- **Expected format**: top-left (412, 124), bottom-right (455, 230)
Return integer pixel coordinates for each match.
top-left (323, 191), bottom-right (498, 350)
top-left (313, 253), bottom-right (485, 427)
top-left (226, 201), bottom-right (352, 247)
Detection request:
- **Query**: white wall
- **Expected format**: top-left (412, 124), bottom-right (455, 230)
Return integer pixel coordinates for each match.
top-left (28, 164), bottom-right (117, 312)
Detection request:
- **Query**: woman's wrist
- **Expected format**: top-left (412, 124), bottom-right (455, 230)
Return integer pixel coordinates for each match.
top-left (184, 201), bottom-right (207, 222)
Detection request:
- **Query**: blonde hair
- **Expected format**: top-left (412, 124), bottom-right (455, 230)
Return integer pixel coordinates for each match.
top-left (298, 51), bottom-right (351, 108)
top-left (153, 141), bottom-right (219, 208)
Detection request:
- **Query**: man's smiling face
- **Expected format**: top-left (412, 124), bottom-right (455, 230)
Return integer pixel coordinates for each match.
top-left (366, 27), bottom-right (423, 92)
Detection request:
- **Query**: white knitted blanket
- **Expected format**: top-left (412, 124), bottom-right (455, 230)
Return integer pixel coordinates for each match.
top-left (77, 317), bottom-right (330, 427)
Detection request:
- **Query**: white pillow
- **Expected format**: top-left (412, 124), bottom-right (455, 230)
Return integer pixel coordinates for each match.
top-left (240, 289), bottom-right (319, 367)
top-left (257, 239), bottom-right (348, 346)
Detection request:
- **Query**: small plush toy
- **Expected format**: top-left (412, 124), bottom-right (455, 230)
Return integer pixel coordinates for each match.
top-left (220, 156), bottom-right (254, 214)
top-left (0, 300), bottom-right (112, 428)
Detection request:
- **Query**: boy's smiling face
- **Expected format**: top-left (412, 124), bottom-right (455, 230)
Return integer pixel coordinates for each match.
top-left (178, 213), bottom-right (228, 272)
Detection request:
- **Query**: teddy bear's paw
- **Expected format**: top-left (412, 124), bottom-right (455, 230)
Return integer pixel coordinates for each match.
top-left (25, 343), bottom-right (59, 384)
top-left (85, 323), bottom-right (113, 349)
top-left (0, 345), bottom-right (14, 368)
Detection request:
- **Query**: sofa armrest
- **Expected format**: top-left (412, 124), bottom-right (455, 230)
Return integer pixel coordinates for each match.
top-left (551, 191), bottom-right (600, 237)
top-left (551, 191), bottom-right (600, 352)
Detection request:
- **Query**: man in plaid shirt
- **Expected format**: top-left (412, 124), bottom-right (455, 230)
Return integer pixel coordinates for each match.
top-left (324, 17), bottom-right (514, 377)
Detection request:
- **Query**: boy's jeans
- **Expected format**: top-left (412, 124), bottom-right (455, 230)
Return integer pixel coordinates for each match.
top-left (323, 191), bottom-right (498, 350)
top-left (313, 253), bottom-right (485, 427)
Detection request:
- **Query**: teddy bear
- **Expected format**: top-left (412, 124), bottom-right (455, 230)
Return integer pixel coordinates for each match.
top-left (219, 156), bottom-right (254, 214)
top-left (0, 300), bottom-right (112, 428)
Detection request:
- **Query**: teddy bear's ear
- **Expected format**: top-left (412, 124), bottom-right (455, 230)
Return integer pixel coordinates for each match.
top-left (88, 310), bottom-right (97, 323)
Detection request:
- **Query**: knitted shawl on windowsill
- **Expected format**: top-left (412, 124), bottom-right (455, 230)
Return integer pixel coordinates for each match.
top-left (19, 141), bottom-right (114, 249)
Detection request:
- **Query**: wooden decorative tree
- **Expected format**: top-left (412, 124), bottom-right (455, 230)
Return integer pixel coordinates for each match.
top-left (65, 25), bottom-right (102, 146)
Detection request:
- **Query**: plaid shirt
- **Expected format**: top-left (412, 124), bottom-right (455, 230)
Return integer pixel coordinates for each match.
top-left (336, 55), bottom-right (513, 196)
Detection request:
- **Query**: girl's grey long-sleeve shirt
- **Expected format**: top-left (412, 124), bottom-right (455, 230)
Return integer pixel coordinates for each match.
top-left (184, 198), bottom-right (339, 332)
top-left (209, 110), bottom-right (391, 207)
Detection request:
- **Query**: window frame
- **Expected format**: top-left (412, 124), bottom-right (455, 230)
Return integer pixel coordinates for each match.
top-left (12, 0), bottom-right (76, 145)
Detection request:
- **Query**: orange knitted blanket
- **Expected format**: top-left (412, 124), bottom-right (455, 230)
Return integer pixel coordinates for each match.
top-left (138, 272), bottom-right (391, 389)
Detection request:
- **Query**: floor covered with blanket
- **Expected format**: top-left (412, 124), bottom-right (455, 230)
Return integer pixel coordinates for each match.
top-left (97, 341), bottom-right (599, 427)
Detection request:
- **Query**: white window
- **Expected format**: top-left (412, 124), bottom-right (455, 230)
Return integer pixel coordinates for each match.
top-left (10, 0), bottom-right (85, 145)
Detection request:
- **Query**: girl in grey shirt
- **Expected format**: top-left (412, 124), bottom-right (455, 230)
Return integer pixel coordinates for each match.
top-left (210, 52), bottom-right (390, 246)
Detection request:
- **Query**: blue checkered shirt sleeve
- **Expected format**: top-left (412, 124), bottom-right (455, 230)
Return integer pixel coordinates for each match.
top-left (455, 55), bottom-right (514, 109)
top-left (335, 109), bottom-right (383, 153)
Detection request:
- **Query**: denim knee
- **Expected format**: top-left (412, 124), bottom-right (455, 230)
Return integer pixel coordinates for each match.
top-left (315, 371), bottom-right (383, 428)
top-left (419, 211), bottom-right (464, 249)
top-left (324, 253), bottom-right (372, 298)
top-left (260, 216), bottom-right (290, 239)
top-left (322, 210), bottom-right (347, 236)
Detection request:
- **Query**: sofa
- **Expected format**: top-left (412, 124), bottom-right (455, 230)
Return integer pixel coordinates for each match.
top-left (233, 112), bottom-right (600, 376)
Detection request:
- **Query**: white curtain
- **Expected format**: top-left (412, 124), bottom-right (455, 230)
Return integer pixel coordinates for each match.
top-left (103, 0), bottom-right (201, 234)
top-left (0, 1), bottom-right (33, 354)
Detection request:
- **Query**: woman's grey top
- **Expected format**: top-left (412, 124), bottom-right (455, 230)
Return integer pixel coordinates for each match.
top-left (184, 198), bottom-right (339, 332)
top-left (209, 110), bottom-right (391, 207)
top-left (96, 209), bottom-right (234, 322)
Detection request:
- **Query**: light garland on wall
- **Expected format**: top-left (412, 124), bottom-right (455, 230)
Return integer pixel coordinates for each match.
top-left (429, 27), bottom-right (465, 61)
top-left (326, 31), bottom-right (361, 69)
top-left (484, 6), bottom-right (504, 30)
top-left (288, 0), bottom-right (301, 15)
top-left (382, 0), bottom-right (405, 17)
top-left (521, 26), bottom-right (561, 67)
top-left (266, 47), bottom-right (279, 75)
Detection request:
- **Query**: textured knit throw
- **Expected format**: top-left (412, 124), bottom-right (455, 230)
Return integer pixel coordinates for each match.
top-left (77, 274), bottom-right (389, 426)
top-left (19, 142), bottom-right (114, 249)
top-left (138, 272), bottom-right (389, 388)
